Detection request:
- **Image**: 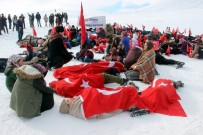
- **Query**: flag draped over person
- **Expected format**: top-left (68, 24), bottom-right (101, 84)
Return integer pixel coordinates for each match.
top-left (79, 2), bottom-right (86, 46)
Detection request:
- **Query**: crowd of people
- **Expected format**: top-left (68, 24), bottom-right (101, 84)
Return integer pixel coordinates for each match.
top-left (0, 12), bottom-right (68, 42)
top-left (2, 14), bottom-right (203, 119)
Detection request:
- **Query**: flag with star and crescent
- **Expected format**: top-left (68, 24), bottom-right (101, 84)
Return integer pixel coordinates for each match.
top-left (50, 73), bottom-right (105, 97)
top-left (80, 86), bottom-right (146, 119)
top-left (53, 61), bottom-right (125, 79)
top-left (140, 79), bottom-right (187, 117)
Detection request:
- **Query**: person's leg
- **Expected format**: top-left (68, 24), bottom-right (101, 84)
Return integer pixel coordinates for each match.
top-left (102, 72), bottom-right (128, 85)
top-left (125, 70), bottom-right (141, 81)
top-left (129, 106), bottom-right (150, 117)
top-left (40, 93), bottom-right (54, 112)
top-left (173, 81), bottom-right (184, 89)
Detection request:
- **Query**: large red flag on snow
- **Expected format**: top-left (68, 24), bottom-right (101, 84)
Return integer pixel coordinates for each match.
top-left (32, 27), bottom-right (37, 37)
top-left (79, 2), bottom-right (86, 46)
top-left (81, 86), bottom-right (145, 119)
top-left (50, 73), bottom-right (105, 97)
top-left (140, 79), bottom-right (187, 117)
top-left (53, 61), bottom-right (125, 79)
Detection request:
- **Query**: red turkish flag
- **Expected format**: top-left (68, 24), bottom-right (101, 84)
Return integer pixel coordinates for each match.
top-left (79, 2), bottom-right (86, 46)
top-left (184, 28), bottom-right (186, 34)
top-left (142, 25), bottom-right (145, 30)
top-left (187, 44), bottom-right (192, 57)
top-left (189, 28), bottom-right (192, 36)
top-left (53, 61), bottom-right (125, 79)
top-left (32, 27), bottom-right (37, 37)
top-left (166, 45), bottom-right (171, 56)
top-left (81, 86), bottom-right (145, 119)
top-left (50, 73), bottom-right (105, 97)
top-left (140, 79), bottom-right (187, 117)
top-left (151, 40), bottom-right (159, 51)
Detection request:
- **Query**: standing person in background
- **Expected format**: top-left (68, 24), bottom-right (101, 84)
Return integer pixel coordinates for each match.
top-left (1, 14), bottom-right (8, 34)
top-left (49, 13), bottom-right (54, 27)
top-left (8, 14), bottom-right (12, 29)
top-left (28, 13), bottom-right (34, 27)
top-left (16, 16), bottom-right (23, 41)
top-left (44, 14), bottom-right (48, 27)
top-left (36, 12), bottom-right (42, 27)
top-left (63, 12), bottom-right (68, 25)
top-left (12, 15), bottom-right (17, 31)
top-left (20, 14), bottom-right (25, 29)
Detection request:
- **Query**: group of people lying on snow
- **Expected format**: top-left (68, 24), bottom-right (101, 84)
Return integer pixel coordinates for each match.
top-left (2, 25), bottom-right (203, 119)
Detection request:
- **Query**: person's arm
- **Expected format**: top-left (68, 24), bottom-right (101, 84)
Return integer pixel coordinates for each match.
top-left (58, 38), bottom-right (73, 58)
top-left (33, 79), bottom-right (54, 94)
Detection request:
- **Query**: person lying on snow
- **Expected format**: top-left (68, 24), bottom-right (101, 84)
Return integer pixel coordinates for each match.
top-left (59, 78), bottom-right (186, 119)
top-left (49, 72), bottom-right (130, 98)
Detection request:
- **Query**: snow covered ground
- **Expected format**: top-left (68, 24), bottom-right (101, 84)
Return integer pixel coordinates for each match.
top-left (1, 0), bottom-right (203, 135)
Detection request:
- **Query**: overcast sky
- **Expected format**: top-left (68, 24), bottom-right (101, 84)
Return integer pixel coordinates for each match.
top-left (0, 0), bottom-right (159, 16)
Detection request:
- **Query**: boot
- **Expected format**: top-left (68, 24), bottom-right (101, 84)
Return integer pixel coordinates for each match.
top-left (122, 78), bottom-right (129, 86)
top-left (173, 81), bottom-right (184, 89)
top-left (129, 107), bottom-right (149, 117)
top-left (129, 82), bottom-right (139, 90)
top-left (176, 61), bottom-right (185, 69)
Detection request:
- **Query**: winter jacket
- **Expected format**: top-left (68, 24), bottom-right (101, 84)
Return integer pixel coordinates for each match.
top-left (4, 66), bottom-right (17, 92)
top-left (10, 65), bottom-right (54, 117)
top-left (76, 48), bottom-right (94, 59)
top-left (47, 33), bottom-right (73, 68)
top-left (131, 49), bottom-right (156, 83)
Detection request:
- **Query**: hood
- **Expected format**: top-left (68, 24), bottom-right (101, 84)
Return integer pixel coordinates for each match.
top-left (13, 65), bottom-right (44, 80)
top-left (49, 33), bottom-right (63, 42)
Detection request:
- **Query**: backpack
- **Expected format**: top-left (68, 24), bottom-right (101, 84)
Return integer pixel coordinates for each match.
top-left (0, 58), bottom-right (8, 73)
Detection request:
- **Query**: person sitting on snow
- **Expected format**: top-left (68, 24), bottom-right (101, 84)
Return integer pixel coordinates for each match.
top-left (191, 36), bottom-right (203, 59)
top-left (47, 26), bottom-right (73, 69)
top-left (10, 64), bottom-right (54, 118)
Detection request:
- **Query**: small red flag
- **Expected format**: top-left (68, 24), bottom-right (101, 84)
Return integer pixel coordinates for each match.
top-left (166, 45), bottom-right (170, 56)
top-left (79, 2), bottom-right (86, 46)
top-left (142, 25), bottom-right (145, 30)
top-left (187, 44), bottom-right (192, 57)
top-left (33, 27), bottom-right (37, 37)
top-left (184, 28), bottom-right (186, 34)
top-left (189, 28), bottom-right (192, 36)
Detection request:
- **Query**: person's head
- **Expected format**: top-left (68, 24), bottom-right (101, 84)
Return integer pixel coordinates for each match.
top-left (56, 26), bottom-right (64, 36)
top-left (122, 31), bottom-right (128, 37)
top-left (7, 55), bottom-right (24, 67)
top-left (144, 40), bottom-right (154, 51)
